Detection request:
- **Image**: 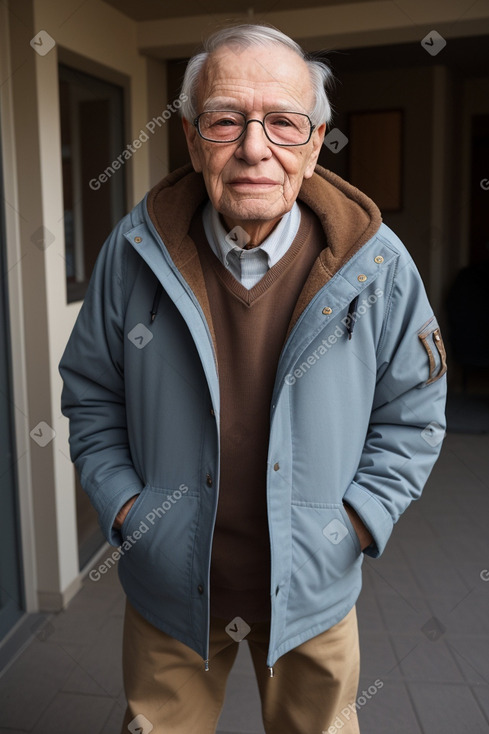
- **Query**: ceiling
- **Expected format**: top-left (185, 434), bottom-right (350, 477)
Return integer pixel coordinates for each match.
top-left (100, 0), bottom-right (489, 77)
top-left (102, 0), bottom-right (374, 21)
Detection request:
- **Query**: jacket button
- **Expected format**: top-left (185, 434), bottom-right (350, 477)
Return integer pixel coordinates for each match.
top-left (357, 274), bottom-right (367, 282)
top-left (198, 584), bottom-right (204, 594)
top-left (210, 408), bottom-right (215, 416)
top-left (134, 236), bottom-right (142, 243)
top-left (322, 306), bottom-right (332, 315)
top-left (273, 462), bottom-right (280, 471)
top-left (206, 473), bottom-right (213, 487)
top-left (374, 255), bottom-right (384, 264)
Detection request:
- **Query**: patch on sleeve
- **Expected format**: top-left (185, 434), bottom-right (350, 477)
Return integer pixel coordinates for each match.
top-left (418, 317), bottom-right (447, 385)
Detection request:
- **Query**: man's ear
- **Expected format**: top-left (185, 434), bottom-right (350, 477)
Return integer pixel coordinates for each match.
top-left (182, 117), bottom-right (203, 173)
top-left (304, 122), bottom-right (326, 179)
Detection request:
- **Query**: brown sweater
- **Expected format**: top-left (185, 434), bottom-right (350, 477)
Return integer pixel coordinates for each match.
top-left (189, 203), bottom-right (326, 622)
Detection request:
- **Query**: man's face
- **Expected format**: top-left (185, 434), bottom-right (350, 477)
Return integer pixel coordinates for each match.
top-left (183, 43), bottom-right (326, 235)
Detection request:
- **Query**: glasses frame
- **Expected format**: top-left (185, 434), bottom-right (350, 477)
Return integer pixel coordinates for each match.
top-left (193, 109), bottom-right (316, 147)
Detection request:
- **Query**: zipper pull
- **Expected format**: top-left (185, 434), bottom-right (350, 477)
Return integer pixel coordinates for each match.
top-left (268, 666), bottom-right (274, 678)
top-left (204, 659), bottom-right (210, 672)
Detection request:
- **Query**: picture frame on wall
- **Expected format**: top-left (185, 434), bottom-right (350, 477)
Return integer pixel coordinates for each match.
top-left (348, 109), bottom-right (404, 212)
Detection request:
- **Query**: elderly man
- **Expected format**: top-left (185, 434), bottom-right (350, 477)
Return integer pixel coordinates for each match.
top-left (59, 23), bottom-right (447, 734)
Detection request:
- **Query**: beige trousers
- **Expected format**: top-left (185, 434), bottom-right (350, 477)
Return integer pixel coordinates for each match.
top-left (121, 601), bottom-right (360, 734)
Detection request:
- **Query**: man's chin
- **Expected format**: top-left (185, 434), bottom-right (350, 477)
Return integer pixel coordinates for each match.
top-left (219, 198), bottom-right (288, 225)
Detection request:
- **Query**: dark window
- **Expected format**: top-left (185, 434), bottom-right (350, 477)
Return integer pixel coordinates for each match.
top-left (59, 64), bottom-right (126, 303)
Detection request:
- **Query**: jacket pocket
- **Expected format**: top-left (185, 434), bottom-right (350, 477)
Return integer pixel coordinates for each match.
top-left (117, 484), bottom-right (199, 633)
top-left (418, 317), bottom-right (447, 385)
top-left (286, 503), bottom-right (362, 620)
top-left (120, 486), bottom-right (147, 538)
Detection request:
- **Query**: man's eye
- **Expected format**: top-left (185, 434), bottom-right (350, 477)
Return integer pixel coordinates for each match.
top-left (213, 118), bottom-right (239, 127)
top-left (272, 118), bottom-right (293, 127)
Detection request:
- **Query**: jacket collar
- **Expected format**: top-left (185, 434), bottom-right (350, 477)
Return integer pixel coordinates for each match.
top-left (146, 163), bottom-right (381, 264)
top-left (145, 163), bottom-right (383, 337)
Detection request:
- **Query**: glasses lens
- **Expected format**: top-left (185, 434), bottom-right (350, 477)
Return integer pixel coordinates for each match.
top-left (264, 112), bottom-right (311, 145)
top-left (198, 111), bottom-right (245, 141)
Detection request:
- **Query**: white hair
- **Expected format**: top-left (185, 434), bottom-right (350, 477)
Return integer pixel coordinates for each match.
top-left (180, 24), bottom-right (334, 127)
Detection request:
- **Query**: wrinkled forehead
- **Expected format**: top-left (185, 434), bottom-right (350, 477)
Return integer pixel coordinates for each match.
top-left (197, 44), bottom-right (315, 114)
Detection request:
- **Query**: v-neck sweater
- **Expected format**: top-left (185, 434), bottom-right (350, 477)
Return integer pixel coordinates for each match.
top-left (189, 202), bottom-right (326, 622)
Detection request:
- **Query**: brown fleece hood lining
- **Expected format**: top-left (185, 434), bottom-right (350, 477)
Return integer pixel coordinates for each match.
top-left (146, 163), bottom-right (382, 341)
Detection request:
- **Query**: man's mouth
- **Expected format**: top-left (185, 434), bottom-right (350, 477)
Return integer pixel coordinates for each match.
top-left (228, 177), bottom-right (281, 188)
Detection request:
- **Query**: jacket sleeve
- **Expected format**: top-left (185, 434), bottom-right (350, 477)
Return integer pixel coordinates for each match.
top-left (59, 219), bottom-right (144, 546)
top-left (343, 251), bottom-right (447, 558)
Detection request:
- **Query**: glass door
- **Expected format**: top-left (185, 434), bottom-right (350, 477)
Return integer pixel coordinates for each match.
top-left (0, 113), bottom-right (24, 640)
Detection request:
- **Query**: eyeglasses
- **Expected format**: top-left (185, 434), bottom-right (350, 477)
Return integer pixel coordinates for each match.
top-left (193, 110), bottom-right (315, 146)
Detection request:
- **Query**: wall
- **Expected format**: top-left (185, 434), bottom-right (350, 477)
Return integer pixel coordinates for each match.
top-left (459, 77), bottom-right (489, 268)
top-left (321, 66), bottom-right (435, 283)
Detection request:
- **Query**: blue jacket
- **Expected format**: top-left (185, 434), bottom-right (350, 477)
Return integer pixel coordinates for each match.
top-left (59, 164), bottom-right (447, 670)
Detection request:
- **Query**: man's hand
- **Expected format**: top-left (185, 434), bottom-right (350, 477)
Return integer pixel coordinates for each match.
top-left (343, 502), bottom-right (373, 551)
top-left (113, 495), bottom-right (139, 530)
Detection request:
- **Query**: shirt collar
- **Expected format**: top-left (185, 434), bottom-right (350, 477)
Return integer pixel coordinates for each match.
top-left (202, 200), bottom-right (301, 269)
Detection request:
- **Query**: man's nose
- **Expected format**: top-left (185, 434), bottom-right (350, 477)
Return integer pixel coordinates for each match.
top-left (235, 119), bottom-right (272, 161)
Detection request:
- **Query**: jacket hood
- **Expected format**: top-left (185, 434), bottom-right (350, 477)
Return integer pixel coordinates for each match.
top-left (147, 162), bottom-right (381, 267)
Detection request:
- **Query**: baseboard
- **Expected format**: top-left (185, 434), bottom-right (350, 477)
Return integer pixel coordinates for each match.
top-left (37, 574), bottom-right (83, 611)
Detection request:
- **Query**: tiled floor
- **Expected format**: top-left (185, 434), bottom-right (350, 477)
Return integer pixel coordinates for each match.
top-left (1, 432), bottom-right (489, 733)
